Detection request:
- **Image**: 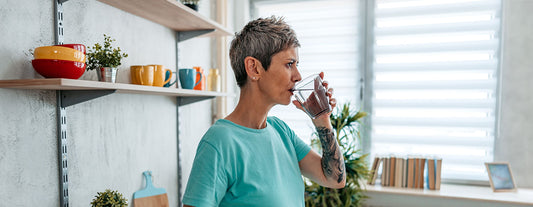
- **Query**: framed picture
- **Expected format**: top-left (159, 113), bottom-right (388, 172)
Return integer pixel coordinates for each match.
top-left (485, 162), bottom-right (517, 192)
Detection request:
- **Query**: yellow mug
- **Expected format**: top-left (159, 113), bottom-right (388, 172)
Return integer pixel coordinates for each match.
top-left (130, 65), bottom-right (143, 84)
top-left (134, 65), bottom-right (154, 86)
top-left (150, 64), bottom-right (172, 87)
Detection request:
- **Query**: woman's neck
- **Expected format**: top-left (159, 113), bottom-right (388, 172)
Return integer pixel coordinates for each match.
top-left (225, 87), bottom-right (274, 129)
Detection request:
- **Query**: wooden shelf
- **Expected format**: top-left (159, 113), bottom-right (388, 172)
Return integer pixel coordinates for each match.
top-left (97, 0), bottom-right (233, 37)
top-left (0, 79), bottom-right (229, 97)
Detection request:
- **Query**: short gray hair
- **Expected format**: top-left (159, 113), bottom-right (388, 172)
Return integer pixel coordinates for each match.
top-left (229, 16), bottom-right (300, 87)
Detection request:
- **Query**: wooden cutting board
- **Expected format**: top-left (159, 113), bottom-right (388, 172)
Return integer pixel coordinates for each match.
top-left (133, 171), bottom-right (169, 207)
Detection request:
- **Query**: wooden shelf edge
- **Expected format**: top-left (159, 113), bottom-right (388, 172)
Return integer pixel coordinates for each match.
top-left (0, 79), bottom-right (230, 97)
top-left (97, 0), bottom-right (233, 36)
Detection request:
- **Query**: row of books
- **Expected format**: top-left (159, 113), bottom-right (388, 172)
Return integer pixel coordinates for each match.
top-left (368, 156), bottom-right (442, 190)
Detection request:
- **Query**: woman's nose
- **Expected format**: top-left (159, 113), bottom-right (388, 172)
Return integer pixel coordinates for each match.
top-left (293, 67), bottom-right (302, 82)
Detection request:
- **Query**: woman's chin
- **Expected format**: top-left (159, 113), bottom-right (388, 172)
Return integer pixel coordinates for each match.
top-left (280, 99), bottom-right (292, 106)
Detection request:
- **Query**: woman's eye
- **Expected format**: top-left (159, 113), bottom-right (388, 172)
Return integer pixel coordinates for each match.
top-left (287, 62), bottom-right (296, 68)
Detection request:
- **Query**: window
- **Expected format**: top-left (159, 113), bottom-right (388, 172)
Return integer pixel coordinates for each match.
top-left (251, 0), bottom-right (502, 182)
top-left (253, 0), bottom-right (362, 143)
top-left (368, 0), bottom-right (502, 182)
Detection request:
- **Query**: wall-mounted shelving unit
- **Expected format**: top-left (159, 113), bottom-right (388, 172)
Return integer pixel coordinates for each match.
top-left (0, 0), bottom-right (233, 206)
top-left (0, 79), bottom-right (229, 106)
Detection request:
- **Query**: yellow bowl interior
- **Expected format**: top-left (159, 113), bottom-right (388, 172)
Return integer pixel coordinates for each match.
top-left (34, 45), bottom-right (86, 63)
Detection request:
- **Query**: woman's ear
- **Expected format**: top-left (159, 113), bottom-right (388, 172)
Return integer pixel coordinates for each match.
top-left (244, 56), bottom-right (262, 81)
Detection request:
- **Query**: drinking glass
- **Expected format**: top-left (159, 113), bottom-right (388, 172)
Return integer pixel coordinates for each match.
top-left (293, 74), bottom-right (331, 119)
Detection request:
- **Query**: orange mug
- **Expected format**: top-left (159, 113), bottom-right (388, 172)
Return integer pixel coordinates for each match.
top-left (193, 66), bottom-right (206, 90)
top-left (150, 64), bottom-right (172, 87)
top-left (130, 65), bottom-right (143, 84)
top-left (134, 65), bottom-right (154, 86)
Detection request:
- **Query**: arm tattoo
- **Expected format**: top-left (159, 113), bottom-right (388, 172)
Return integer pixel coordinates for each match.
top-left (316, 127), bottom-right (345, 184)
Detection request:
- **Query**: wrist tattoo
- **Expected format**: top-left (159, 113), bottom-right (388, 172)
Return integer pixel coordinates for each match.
top-left (316, 127), bottom-right (345, 184)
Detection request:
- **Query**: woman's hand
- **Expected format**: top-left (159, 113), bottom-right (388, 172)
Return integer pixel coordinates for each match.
top-left (292, 71), bottom-right (336, 129)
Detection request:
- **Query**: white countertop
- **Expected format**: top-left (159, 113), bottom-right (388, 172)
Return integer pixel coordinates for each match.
top-left (365, 183), bottom-right (533, 205)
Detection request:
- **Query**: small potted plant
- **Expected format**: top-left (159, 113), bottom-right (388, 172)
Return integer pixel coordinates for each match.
top-left (90, 189), bottom-right (128, 207)
top-left (86, 34), bottom-right (128, 83)
top-left (181, 0), bottom-right (200, 11)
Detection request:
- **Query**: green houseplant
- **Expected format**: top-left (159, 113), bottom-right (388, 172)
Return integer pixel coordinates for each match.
top-left (181, 0), bottom-right (200, 11)
top-left (305, 103), bottom-right (371, 207)
top-left (86, 34), bottom-right (128, 83)
top-left (90, 189), bottom-right (128, 207)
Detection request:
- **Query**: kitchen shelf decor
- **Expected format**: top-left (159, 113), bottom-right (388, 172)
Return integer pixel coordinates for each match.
top-left (0, 79), bottom-right (229, 106)
top-left (0, 0), bottom-right (233, 206)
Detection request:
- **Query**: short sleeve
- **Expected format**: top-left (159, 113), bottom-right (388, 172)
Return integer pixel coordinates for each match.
top-left (292, 131), bottom-right (311, 161)
top-left (269, 117), bottom-right (311, 162)
top-left (182, 140), bottom-right (227, 207)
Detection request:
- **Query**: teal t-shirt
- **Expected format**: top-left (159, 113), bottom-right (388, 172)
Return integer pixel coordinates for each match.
top-left (182, 116), bottom-right (312, 207)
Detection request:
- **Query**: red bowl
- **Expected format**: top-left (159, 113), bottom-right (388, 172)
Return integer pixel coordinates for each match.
top-left (56, 44), bottom-right (86, 54)
top-left (32, 59), bottom-right (86, 79)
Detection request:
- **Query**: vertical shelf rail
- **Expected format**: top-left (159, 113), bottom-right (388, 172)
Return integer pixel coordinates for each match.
top-left (54, 0), bottom-right (65, 45)
top-left (175, 30), bottom-right (216, 206)
top-left (55, 0), bottom-right (68, 206)
top-left (175, 31), bottom-right (183, 207)
top-left (176, 98), bottom-right (183, 207)
top-left (57, 91), bottom-right (69, 207)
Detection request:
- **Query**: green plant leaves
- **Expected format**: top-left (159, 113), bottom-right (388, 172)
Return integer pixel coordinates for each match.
top-left (305, 103), bottom-right (370, 207)
top-left (90, 189), bottom-right (128, 207)
top-left (86, 34), bottom-right (128, 71)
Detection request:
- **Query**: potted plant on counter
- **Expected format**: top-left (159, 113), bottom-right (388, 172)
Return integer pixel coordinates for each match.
top-left (86, 34), bottom-right (128, 83)
top-left (305, 103), bottom-right (371, 207)
top-left (90, 189), bottom-right (128, 207)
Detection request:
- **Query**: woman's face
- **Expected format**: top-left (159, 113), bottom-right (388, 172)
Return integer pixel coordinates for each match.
top-left (259, 47), bottom-right (302, 106)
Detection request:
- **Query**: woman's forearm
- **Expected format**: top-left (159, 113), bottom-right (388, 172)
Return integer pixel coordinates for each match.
top-left (316, 126), bottom-right (345, 184)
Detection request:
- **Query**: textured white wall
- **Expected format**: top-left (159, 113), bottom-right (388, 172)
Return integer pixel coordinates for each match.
top-left (496, 0), bottom-right (533, 188)
top-left (0, 0), bottom-right (218, 206)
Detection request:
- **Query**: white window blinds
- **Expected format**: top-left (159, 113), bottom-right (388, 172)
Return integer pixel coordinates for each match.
top-left (254, 0), bottom-right (361, 143)
top-left (369, 0), bottom-right (502, 181)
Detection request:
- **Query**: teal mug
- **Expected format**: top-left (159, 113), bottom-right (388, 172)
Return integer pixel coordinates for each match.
top-left (164, 70), bottom-right (177, 87)
top-left (179, 68), bottom-right (202, 89)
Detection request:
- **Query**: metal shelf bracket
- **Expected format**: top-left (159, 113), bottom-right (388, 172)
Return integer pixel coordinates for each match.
top-left (59, 90), bottom-right (117, 108)
top-left (178, 29), bottom-right (215, 42)
top-left (178, 96), bottom-right (215, 106)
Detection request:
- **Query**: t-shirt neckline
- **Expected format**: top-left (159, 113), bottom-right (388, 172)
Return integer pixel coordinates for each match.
top-left (218, 118), bottom-right (271, 134)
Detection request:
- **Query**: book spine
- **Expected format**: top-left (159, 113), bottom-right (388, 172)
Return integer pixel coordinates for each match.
top-left (414, 158), bottom-right (420, 188)
top-left (389, 157), bottom-right (396, 187)
top-left (368, 157), bottom-right (380, 185)
top-left (419, 158), bottom-right (426, 189)
top-left (385, 157), bottom-right (390, 186)
top-left (407, 157), bottom-right (414, 188)
top-left (435, 159), bottom-right (442, 190)
top-left (428, 159), bottom-right (435, 190)
top-left (396, 158), bottom-right (403, 187)
top-left (402, 158), bottom-right (408, 188)
top-left (382, 157), bottom-right (388, 186)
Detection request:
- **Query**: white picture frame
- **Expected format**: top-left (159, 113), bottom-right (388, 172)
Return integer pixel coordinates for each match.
top-left (485, 162), bottom-right (517, 192)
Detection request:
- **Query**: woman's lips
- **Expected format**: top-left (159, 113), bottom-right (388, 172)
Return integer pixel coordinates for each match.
top-left (289, 88), bottom-right (295, 95)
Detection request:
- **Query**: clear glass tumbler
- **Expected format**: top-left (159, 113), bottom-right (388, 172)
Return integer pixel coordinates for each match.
top-left (293, 74), bottom-right (331, 119)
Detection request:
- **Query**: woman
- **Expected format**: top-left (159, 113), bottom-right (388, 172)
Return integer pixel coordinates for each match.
top-left (183, 16), bottom-right (345, 207)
